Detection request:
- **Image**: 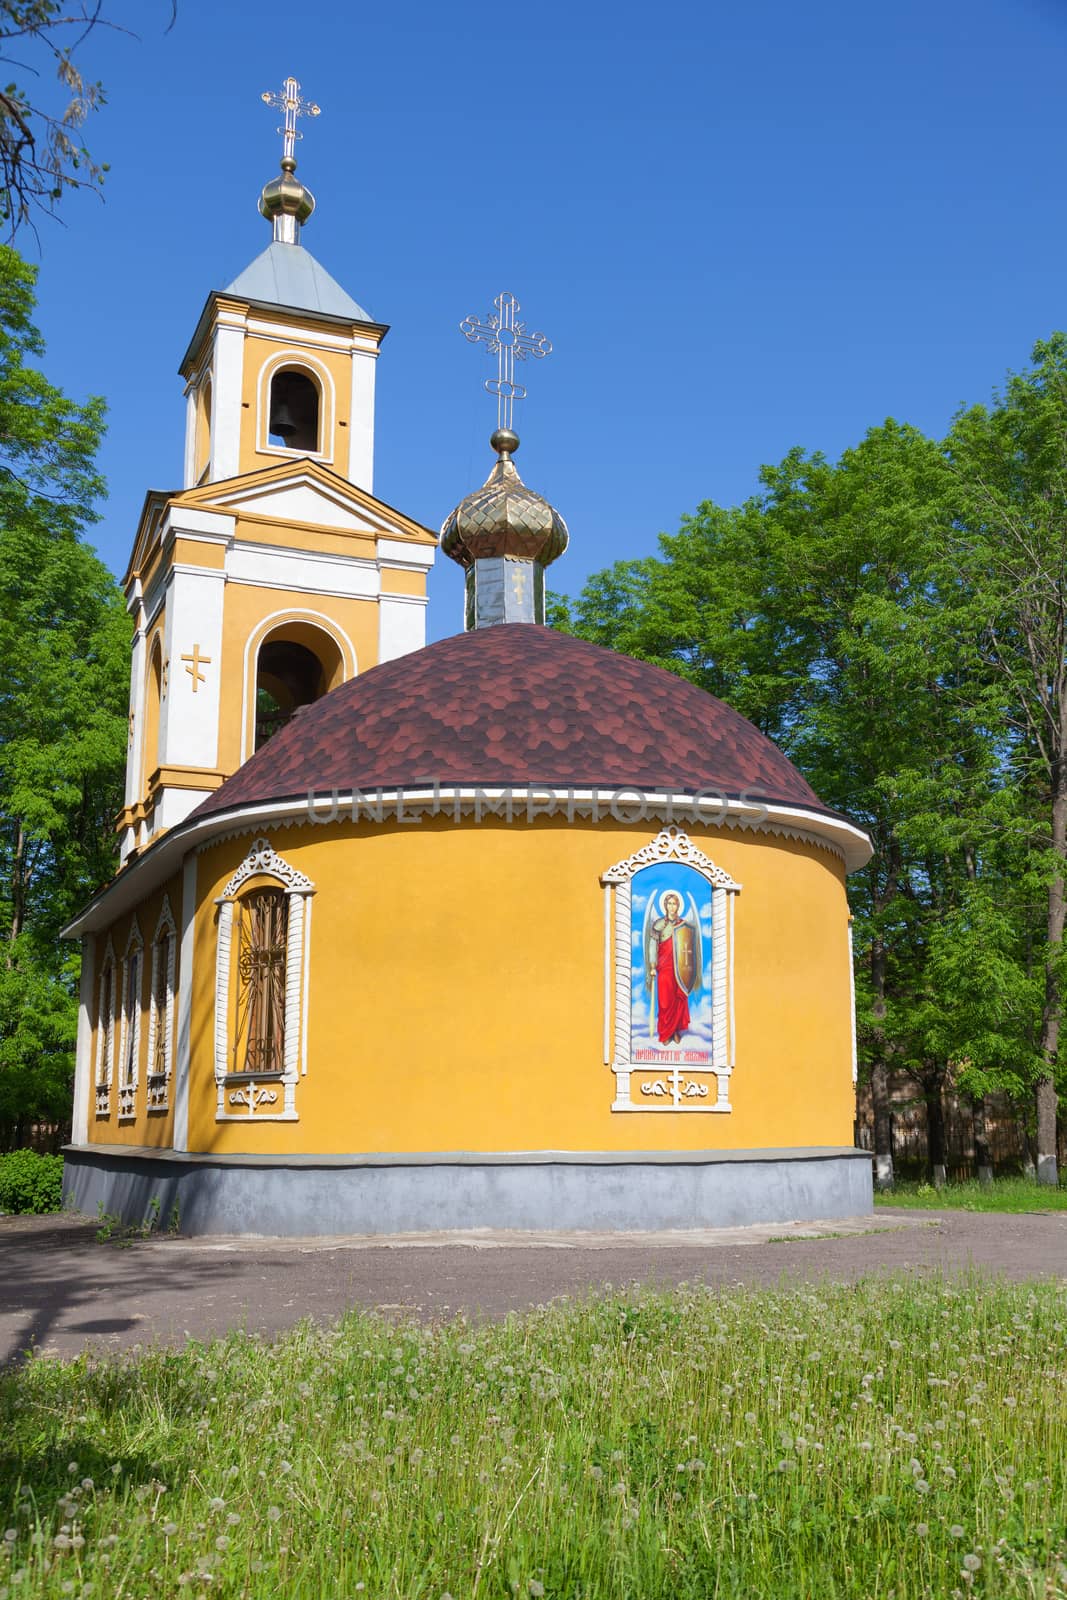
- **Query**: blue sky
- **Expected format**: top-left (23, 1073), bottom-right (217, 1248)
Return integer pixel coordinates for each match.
top-left (27, 0), bottom-right (1067, 639)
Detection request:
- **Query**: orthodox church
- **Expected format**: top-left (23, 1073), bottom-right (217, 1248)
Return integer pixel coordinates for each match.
top-left (62, 87), bottom-right (873, 1234)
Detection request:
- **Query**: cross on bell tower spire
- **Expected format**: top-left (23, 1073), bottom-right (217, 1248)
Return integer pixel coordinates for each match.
top-left (261, 75), bottom-right (321, 167)
top-left (257, 75), bottom-right (321, 244)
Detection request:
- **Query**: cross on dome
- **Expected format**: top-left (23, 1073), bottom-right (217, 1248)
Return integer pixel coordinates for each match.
top-left (256, 75), bottom-right (321, 244)
top-left (460, 292), bottom-right (552, 433)
top-left (260, 75), bottom-right (321, 168)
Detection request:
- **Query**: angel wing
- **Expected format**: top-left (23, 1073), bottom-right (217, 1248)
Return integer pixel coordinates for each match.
top-left (686, 892), bottom-right (704, 994)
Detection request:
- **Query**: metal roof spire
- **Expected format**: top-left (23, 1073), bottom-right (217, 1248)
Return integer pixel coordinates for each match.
top-left (444, 290), bottom-right (566, 629)
top-left (257, 75), bottom-right (321, 244)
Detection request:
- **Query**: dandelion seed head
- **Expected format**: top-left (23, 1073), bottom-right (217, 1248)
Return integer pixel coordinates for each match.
top-left (963, 1555), bottom-right (981, 1572)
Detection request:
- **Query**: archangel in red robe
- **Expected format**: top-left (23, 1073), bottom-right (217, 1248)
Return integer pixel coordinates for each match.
top-left (648, 892), bottom-right (696, 1044)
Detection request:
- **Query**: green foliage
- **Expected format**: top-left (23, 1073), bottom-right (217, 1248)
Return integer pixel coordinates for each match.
top-left (875, 1176), bottom-right (1067, 1212)
top-left (94, 1194), bottom-right (178, 1242)
top-left (0, 244), bottom-right (127, 1143)
top-left (0, 1146), bottom-right (62, 1211)
top-left (1, 1278), bottom-right (1065, 1596)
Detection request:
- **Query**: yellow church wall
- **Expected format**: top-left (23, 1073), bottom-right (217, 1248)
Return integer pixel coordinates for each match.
top-left (172, 537), bottom-right (226, 571)
top-left (185, 818), bottom-right (855, 1158)
top-left (86, 871), bottom-right (183, 1150)
top-left (380, 566), bottom-right (429, 597)
top-left (215, 584), bottom-right (381, 774)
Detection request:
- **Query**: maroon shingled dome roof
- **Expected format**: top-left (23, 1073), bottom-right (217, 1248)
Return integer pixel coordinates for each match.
top-left (194, 626), bottom-right (831, 819)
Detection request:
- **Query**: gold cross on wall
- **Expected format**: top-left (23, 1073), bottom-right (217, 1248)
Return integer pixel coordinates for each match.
top-left (181, 645), bottom-right (212, 692)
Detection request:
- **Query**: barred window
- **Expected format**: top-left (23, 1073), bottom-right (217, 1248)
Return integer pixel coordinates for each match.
top-left (95, 953), bottom-right (115, 1114)
top-left (146, 899), bottom-right (177, 1112)
top-left (214, 838), bottom-right (314, 1122)
top-left (118, 925), bottom-right (144, 1121)
top-left (152, 934), bottom-right (172, 1078)
top-left (232, 888), bottom-right (288, 1076)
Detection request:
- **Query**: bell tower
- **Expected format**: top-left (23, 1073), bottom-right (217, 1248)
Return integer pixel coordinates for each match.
top-left (116, 78), bottom-right (436, 864)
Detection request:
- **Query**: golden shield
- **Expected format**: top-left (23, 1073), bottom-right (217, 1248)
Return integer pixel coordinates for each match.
top-left (673, 922), bottom-right (698, 994)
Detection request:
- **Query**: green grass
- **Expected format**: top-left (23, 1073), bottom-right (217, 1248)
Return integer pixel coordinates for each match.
top-left (2, 1277), bottom-right (1066, 1598)
top-left (875, 1175), bottom-right (1067, 1212)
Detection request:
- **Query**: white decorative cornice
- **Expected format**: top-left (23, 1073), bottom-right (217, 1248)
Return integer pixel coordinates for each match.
top-left (152, 893), bottom-right (177, 943)
top-left (216, 836), bottom-right (315, 901)
top-left (600, 826), bottom-right (741, 890)
top-left (63, 787), bottom-right (867, 939)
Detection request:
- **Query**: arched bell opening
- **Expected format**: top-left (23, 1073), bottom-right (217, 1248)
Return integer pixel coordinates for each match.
top-left (267, 367), bottom-right (320, 452)
top-left (253, 622), bottom-right (344, 750)
top-left (142, 636), bottom-right (163, 792)
top-left (195, 376), bottom-right (212, 481)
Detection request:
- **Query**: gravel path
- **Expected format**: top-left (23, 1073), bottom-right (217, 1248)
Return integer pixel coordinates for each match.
top-left (2, 1207), bottom-right (1065, 1367)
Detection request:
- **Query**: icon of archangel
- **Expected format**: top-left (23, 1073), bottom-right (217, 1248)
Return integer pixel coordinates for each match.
top-left (630, 863), bottom-right (713, 1061)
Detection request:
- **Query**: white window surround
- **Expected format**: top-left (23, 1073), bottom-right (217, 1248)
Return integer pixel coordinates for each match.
top-left (94, 938), bottom-right (116, 1116)
top-left (117, 920), bottom-right (144, 1122)
top-left (601, 827), bottom-right (740, 1113)
top-left (145, 895), bottom-right (177, 1112)
top-left (213, 837), bottom-right (315, 1122)
top-left (256, 352), bottom-right (335, 466)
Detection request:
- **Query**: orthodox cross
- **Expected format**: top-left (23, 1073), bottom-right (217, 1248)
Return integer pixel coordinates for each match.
top-left (261, 75), bottom-right (321, 166)
top-left (181, 645), bottom-right (211, 693)
top-left (460, 292), bottom-right (552, 432)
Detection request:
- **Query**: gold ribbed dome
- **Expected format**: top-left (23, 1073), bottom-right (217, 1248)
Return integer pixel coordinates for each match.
top-left (259, 157), bottom-right (315, 241)
top-left (441, 430), bottom-right (569, 571)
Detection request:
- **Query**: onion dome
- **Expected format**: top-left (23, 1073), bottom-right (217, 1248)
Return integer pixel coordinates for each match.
top-left (441, 431), bottom-right (569, 627)
top-left (259, 156), bottom-right (316, 245)
top-left (190, 627), bottom-right (869, 868)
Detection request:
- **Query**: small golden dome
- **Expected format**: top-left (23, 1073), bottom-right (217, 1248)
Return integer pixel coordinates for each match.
top-left (259, 157), bottom-right (315, 238)
top-left (441, 430), bottom-right (569, 571)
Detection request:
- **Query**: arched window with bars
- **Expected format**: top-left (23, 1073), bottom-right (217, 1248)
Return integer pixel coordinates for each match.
top-left (233, 887), bottom-right (288, 1076)
top-left (118, 921), bottom-right (143, 1121)
top-left (214, 839), bottom-right (315, 1122)
top-left (95, 940), bottom-right (116, 1117)
top-left (146, 897), bottom-right (177, 1112)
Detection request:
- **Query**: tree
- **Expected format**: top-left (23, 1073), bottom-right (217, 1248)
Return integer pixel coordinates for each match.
top-left (0, 2), bottom-right (174, 237)
top-left (0, 242), bottom-right (127, 1145)
top-left (946, 335), bottom-right (1067, 1183)
top-left (558, 406), bottom-right (1051, 1185)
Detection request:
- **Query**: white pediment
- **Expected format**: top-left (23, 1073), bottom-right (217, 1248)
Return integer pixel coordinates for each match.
top-left (230, 480), bottom-right (372, 533)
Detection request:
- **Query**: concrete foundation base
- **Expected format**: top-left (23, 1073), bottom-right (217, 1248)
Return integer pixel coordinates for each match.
top-left (63, 1145), bottom-right (873, 1238)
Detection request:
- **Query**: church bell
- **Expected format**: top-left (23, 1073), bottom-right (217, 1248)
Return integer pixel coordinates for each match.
top-left (269, 398), bottom-right (297, 439)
